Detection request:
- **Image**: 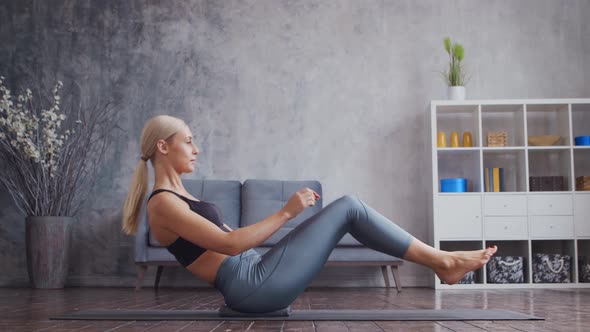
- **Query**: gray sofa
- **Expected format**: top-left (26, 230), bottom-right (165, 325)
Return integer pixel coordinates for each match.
top-left (135, 179), bottom-right (403, 290)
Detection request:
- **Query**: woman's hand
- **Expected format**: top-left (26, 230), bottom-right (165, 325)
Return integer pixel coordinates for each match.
top-left (280, 187), bottom-right (321, 220)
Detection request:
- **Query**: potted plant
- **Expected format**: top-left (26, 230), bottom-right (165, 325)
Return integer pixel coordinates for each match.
top-left (0, 75), bottom-right (117, 288)
top-left (441, 36), bottom-right (470, 100)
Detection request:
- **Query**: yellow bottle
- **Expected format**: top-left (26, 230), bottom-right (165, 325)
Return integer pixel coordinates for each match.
top-left (437, 132), bottom-right (447, 147)
top-left (463, 131), bottom-right (473, 147)
top-left (450, 131), bottom-right (460, 147)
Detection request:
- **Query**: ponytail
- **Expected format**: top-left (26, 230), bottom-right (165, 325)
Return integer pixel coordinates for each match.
top-left (122, 159), bottom-right (149, 235)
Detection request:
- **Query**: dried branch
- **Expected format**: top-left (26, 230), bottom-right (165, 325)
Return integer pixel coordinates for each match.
top-left (0, 76), bottom-right (119, 217)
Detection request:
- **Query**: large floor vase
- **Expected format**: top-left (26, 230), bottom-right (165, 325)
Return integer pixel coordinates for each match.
top-left (25, 216), bottom-right (74, 289)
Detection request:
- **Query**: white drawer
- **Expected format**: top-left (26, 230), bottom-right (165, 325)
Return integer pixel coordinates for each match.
top-left (528, 195), bottom-right (573, 216)
top-left (437, 195), bottom-right (482, 239)
top-left (484, 217), bottom-right (528, 239)
top-left (530, 216), bottom-right (574, 238)
top-left (484, 195), bottom-right (527, 216)
top-left (575, 194), bottom-right (590, 237)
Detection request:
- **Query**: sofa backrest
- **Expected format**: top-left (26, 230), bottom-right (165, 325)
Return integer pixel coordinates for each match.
top-left (240, 179), bottom-right (323, 246)
top-left (183, 179), bottom-right (242, 229)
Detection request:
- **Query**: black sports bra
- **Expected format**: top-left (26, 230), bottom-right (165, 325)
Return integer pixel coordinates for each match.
top-left (147, 189), bottom-right (230, 267)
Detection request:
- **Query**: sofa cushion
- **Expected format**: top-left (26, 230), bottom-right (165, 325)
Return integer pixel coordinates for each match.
top-left (147, 179), bottom-right (241, 248)
top-left (241, 179), bottom-right (323, 246)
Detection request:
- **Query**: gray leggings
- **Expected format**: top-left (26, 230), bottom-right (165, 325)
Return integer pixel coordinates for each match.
top-left (214, 195), bottom-right (414, 313)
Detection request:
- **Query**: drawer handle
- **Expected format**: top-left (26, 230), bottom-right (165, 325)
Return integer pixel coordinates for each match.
top-left (504, 226), bottom-right (508, 230)
top-left (503, 204), bottom-right (507, 207)
top-left (542, 257), bottom-right (564, 274)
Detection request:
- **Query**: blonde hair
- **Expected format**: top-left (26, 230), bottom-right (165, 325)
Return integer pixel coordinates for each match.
top-left (122, 115), bottom-right (187, 235)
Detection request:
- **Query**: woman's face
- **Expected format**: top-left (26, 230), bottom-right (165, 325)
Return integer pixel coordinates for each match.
top-left (160, 126), bottom-right (199, 173)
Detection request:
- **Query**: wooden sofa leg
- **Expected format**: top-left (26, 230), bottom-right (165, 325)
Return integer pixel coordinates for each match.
top-left (136, 264), bottom-right (147, 291)
top-left (155, 266), bottom-right (164, 290)
top-left (391, 265), bottom-right (402, 292)
top-left (381, 266), bottom-right (391, 288)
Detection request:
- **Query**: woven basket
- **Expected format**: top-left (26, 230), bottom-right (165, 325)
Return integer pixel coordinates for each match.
top-left (576, 176), bottom-right (590, 191)
top-left (530, 176), bottom-right (565, 191)
top-left (487, 131), bottom-right (507, 147)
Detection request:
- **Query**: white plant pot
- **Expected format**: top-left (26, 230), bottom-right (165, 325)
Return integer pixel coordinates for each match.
top-left (448, 86), bottom-right (466, 100)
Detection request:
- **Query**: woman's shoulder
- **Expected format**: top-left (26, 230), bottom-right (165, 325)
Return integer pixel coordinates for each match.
top-left (147, 190), bottom-right (190, 222)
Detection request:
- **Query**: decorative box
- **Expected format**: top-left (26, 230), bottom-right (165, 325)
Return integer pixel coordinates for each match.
top-left (440, 178), bottom-right (467, 192)
top-left (576, 176), bottom-right (590, 191)
top-left (533, 253), bottom-right (571, 283)
top-left (486, 256), bottom-right (524, 284)
top-left (443, 270), bottom-right (475, 284)
top-left (487, 131), bottom-right (507, 147)
top-left (579, 256), bottom-right (590, 283)
top-left (530, 176), bottom-right (564, 191)
top-left (458, 270), bottom-right (476, 284)
top-left (575, 136), bottom-right (590, 146)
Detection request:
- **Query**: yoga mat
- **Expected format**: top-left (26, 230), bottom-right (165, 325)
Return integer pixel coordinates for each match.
top-left (51, 309), bottom-right (543, 321)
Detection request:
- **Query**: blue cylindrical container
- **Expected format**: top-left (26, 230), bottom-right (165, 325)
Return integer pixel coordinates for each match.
top-left (575, 136), bottom-right (590, 146)
top-left (440, 178), bottom-right (468, 192)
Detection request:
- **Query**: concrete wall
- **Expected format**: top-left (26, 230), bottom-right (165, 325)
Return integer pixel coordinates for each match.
top-left (0, 0), bottom-right (588, 288)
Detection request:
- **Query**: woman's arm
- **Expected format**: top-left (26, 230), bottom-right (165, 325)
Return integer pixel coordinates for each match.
top-left (148, 188), bottom-right (318, 255)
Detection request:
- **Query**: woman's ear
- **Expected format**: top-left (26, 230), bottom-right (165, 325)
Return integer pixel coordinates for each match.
top-left (156, 139), bottom-right (169, 155)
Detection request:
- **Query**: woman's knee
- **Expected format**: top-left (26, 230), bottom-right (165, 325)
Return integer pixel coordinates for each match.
top-left (335, 195), bottom-right (366, 219)
top-left (336, 194), bottom-right (358, 204)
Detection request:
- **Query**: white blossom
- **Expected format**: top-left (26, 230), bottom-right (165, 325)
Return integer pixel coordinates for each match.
top-left (0, 74), bottom-right (118, 216)
top-left (0, 78), bottom-right (73, 167)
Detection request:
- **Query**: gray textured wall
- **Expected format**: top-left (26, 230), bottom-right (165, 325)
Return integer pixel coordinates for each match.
top-left (0, 0), bottom-right (588, 288)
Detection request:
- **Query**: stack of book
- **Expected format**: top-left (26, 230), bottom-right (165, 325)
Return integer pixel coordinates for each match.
top-left (484, 167), bottom-right (505, 192)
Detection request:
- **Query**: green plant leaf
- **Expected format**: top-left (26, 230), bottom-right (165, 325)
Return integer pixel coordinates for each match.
top-left (453, 44), bottom-right (464, 61)
top-left (444, 37), bottom-right (451, 54)
top-left (441, 37), bottom-right (469, 86)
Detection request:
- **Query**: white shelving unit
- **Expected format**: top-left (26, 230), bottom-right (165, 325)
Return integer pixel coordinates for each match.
top-left (431, 99), bottom-right (590, 289)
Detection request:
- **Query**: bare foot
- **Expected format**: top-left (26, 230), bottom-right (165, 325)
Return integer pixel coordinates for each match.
top-left (435, 246), bottom-right (498, 285)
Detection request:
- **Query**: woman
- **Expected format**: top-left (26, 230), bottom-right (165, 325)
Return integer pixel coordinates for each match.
top-left (122, 115), bottom-right (497, 314)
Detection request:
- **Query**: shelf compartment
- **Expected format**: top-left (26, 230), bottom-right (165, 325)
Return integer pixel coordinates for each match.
top-left (531, 240), bottom-right (575, 284)
top-left (571, 103), bottom-right (590, 141)
top-left (481, 104), bottom-right (525, 147)
top-left (574, 194), bottom-right (590, 237)
top-left (440, 241), bottom-right (484, 284)
top-left (528, 149), bottom-right (572, 191)
top-left (437, 195), bottom-right (482, 240)
top-left (485, 240), bottom-right (530, 284)
top-left (577, 240), bottom-right (590, 283)
top-left (437, 150), bottom-right (481, 192)
top-left (573, 149), bottom-right (590, 192)
top-left (483, 150), bottom-right (526, 192)
top-left (526, 104), bottom-right (570, 146)
top-left (436, 105), bottom-right (480, 147)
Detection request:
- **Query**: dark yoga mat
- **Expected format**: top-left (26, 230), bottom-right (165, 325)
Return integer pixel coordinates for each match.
top-left (51, 309), bottom-right (543, 321)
